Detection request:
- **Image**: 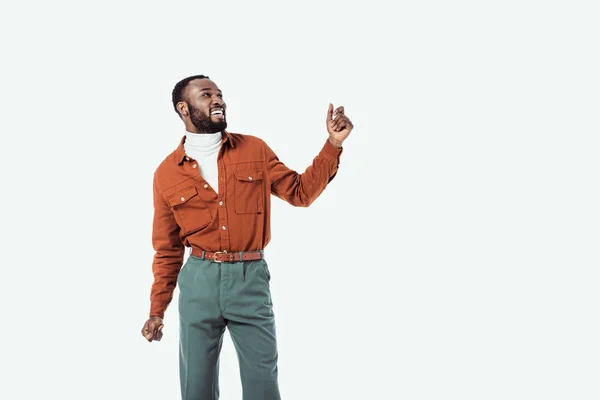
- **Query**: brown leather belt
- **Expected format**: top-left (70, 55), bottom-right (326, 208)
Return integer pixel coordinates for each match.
top-left (190, 248), bottom-right (264, 263)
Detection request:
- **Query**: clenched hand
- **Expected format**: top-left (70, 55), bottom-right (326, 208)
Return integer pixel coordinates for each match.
top-left (141, 316), bottom-right (164, 342)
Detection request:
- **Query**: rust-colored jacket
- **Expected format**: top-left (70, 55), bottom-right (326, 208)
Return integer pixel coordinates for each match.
top-left (149, 131), bottom-right (343, 317)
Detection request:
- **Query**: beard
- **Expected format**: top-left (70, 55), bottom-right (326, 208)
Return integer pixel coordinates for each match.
top-left (189, 104), bottom-right (227, 133)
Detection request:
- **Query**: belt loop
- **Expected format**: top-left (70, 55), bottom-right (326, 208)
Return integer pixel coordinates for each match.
top-left (201, 250), bottom-right (205, 260)
top-left (239, 252), bottom-right (245, 280)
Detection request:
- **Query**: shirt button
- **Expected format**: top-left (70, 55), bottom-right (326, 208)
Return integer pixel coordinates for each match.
top-left (222, 225), bottom-right (226, 230)
top-left (180, 197), bottom-right (185, 202)
top-left (192, 164), bottom-right (197, 168)
top-left (248, 176), bottom-right (253, 180)
top-left (204, 183), bottom-right (209, 188)
top-left (219, 201), bottom-right (223, 206)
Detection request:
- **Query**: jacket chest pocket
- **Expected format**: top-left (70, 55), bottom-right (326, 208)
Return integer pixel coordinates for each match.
top-left (233, 170), bottom-right (264, 214)
top-left (167, 185), bottom-right (212, 234)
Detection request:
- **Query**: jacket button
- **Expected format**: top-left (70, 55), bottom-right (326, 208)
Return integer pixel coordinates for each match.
top-left (180, 197), bottom-right (185, 202)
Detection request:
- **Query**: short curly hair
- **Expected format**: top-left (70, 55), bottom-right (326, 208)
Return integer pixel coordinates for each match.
top-left (172, 74), bottom-right (210, 117)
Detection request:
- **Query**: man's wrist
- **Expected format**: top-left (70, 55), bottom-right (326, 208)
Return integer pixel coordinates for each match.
top-left (328, 136), bottom-right (343, 148)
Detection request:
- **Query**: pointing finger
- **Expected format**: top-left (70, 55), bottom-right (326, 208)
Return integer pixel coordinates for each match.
top-left (326, 103), bottom-right (333, 122)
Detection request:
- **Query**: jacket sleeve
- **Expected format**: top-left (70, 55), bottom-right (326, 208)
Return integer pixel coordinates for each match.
top-left (264, 138), bottom-right (343, 207)
top-left (149, 172), bottom-right (185, 319)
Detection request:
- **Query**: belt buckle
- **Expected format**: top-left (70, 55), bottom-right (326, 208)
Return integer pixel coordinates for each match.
top-left (213, 250), bottom-right (226, 262)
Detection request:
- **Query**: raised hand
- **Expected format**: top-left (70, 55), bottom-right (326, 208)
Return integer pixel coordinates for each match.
top-left (326, 104), bottom-right (354, 147)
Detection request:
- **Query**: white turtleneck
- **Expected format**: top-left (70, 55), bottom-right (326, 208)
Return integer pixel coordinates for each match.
top-left (184, 130), bottom-right (222, 193)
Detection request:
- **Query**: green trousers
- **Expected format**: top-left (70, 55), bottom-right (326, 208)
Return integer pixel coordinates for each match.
top-left (177, 250), bottom-right (281, 400)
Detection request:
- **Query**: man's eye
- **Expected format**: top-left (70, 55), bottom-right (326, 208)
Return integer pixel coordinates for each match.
top-left (202, 93), bottom-right (210, 96)
top-left (217, 94), bottom-right (223, 98)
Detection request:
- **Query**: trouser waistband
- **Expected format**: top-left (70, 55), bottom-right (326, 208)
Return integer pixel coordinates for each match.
top-left (190, 248), bottom-right (264, 263)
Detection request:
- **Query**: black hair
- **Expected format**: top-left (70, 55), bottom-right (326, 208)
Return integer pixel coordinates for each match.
top-left (171, 74), bottom-right (210, 117)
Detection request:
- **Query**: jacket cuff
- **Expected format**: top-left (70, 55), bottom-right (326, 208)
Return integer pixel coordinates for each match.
top-left (320, 138), bottom-right (344, 161)
top-left (150, 305), bottom-right (165, 319)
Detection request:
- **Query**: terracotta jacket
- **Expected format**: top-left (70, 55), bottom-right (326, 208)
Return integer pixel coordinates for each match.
top-left (149, 131), bottom-right (343, 317)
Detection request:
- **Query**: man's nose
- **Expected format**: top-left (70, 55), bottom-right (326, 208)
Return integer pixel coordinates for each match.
top-left (212, 96), bottom-right (224, 106)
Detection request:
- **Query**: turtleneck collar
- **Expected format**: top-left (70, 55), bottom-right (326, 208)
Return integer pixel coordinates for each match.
top-left (184, 130), bottom-right (223, 148)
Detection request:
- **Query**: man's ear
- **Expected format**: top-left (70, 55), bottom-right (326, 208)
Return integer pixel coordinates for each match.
top-left (177, 102), bottom-right (188, 117)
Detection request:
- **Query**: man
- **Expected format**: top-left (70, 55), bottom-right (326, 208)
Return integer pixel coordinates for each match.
top-left (141, 74), bottom-right (353, 400)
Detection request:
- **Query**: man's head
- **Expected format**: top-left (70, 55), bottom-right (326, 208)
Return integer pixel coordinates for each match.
top-left (172, 75), bottom-right (227, 133)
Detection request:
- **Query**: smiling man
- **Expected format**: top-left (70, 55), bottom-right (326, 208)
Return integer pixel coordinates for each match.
top-left (141, 74), bottom-right (354, 400)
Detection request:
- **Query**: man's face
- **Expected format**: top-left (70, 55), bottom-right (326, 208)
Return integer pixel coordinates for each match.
top-left (184, 79), bottom-right (227, 132)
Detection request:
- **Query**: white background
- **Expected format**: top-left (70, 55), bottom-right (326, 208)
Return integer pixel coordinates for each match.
top-left (1, 1), bottom-right (599, 399)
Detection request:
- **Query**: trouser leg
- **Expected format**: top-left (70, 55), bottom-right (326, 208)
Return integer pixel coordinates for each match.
top-left (178, 255), bottom-right (227, 400)
top-left (222, 259), bottom-right (281, 400)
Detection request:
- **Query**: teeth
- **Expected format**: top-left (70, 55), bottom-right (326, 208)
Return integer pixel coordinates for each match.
top-left (211, 109), bottom-right (223, 115)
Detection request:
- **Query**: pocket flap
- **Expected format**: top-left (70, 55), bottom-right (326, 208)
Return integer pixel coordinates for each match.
top-left (234, 170), bottom-right (263, 182)
top-left (167, 185), bottom-right (198, 207)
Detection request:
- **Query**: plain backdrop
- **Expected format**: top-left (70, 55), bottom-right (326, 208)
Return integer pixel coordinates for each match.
top-left (1, 1), bottom-right (599, 399)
